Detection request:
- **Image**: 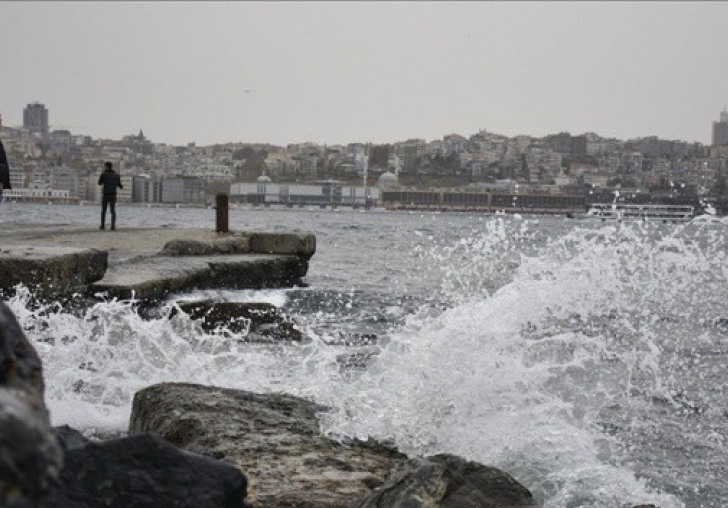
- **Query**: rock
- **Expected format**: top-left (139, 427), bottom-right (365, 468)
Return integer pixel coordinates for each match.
top-left (0, 301), bottom-right (63, 508)
top-left (46, 433), bottom-right (249, 508)
top-left (172, 299), bottom-right (304, 342)
top-left (129, 382), bottom-right (406, 507)
top-left (0, 246), bottom-right (107, 302)
top-left (53, 425), bottom-right (91, 452)
top-left (247, 232), bottom-right (316, 260)
top-left (159, 232), bottom-right (316, 261)
top-left (160, 237), bottom-right (251, 257)
top-left (336, 349), bottom-right (379, 371)
top-left (353, 453), bottom-right (537, 508)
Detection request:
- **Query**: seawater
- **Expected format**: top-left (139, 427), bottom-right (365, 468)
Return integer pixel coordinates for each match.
top-left (2, 202), bottom-right (727, 507)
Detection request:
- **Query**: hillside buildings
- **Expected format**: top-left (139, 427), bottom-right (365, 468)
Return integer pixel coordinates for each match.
top-left (1, 103), bottom-right (728, 211)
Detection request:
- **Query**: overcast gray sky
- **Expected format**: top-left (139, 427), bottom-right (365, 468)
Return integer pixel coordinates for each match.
top-left (1, 2), bottom-right (727, 147)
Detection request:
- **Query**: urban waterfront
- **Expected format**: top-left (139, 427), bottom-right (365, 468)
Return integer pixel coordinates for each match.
top-left (3, 104), bottom-right (728, 217)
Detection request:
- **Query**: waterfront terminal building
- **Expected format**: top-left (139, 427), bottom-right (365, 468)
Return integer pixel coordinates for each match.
top-left (230, 177), bottom-right (379, 209)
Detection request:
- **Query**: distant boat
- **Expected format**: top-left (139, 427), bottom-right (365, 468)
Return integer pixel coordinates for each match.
top-left (581, 203), bottom-right (695, 223)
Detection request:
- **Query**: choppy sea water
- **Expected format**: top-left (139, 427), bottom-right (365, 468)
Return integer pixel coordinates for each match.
top-left (2, 201), bottom-right (728, 507)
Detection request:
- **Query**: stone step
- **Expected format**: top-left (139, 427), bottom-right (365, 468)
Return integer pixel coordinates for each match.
top-left (92, 253), bottom-right (309, 301)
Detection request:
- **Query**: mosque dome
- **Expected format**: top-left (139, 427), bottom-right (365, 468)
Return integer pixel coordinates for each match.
top-left (377, 171), bottom-right (398, 188)
top-left (256, 175), bottom-right (272, 183)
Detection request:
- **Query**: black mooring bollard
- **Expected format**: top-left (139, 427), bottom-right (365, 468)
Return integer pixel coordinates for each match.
top-left (215, 193), bottom-right (229, 234)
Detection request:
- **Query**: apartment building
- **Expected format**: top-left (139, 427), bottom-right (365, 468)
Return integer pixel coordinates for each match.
top-left (23, 102), bottom-right (49, 136)
top-left (713, 109), bottom-right (728, 147)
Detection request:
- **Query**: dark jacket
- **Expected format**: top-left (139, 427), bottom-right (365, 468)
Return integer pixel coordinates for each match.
top-left (98, 168), bottom-right (122, 197)
top-left (0, 139), bottom-right (10, 190)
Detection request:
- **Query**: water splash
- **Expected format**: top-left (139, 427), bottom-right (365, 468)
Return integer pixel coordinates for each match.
top-left (314, 220), bottom-right (728, 507)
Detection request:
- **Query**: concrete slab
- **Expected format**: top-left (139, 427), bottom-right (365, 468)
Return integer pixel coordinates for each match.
top-left (92, 253), bottom-right (308, 301)
top-left (0, 245), bottom-right (107, 300)
top-left (0, 224), bottom-right (315, 303)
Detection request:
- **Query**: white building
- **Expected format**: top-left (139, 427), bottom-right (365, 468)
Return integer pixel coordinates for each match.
top-left (230, 179), bottom-right (378, 207)
top-left (161, 177), bottom-right (206, 204)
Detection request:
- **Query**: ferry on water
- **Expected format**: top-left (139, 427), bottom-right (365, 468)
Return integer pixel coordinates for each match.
top-left (583, 203), bottom-right (695, 223)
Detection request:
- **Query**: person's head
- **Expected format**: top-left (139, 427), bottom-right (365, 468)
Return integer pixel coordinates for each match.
top-left (105, 162), bottom-right (113, 171)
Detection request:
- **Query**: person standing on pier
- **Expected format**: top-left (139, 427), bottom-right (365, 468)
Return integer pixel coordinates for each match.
top-left (98, 161), bottom-right (123, 230)
top-left (0, 138), bottom-right (11, 202)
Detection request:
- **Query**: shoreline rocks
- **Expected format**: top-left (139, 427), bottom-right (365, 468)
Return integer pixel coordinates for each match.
top-left (353, 453), bottom-right (538, 508)
top-left (0, 302), bottom-right (63, 507)
top-left (47, 433), bottom-right (249, 508)
top-left (129, 382), bottom-right (407, 507)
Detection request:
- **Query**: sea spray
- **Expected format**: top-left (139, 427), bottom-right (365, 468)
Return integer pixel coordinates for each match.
top-left (314, 218), bottom-right (728, 507)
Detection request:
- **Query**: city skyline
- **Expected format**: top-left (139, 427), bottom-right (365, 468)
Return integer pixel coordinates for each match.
top-left (5, 100), bottom-right (727, 149)
top-left (1, 2), bottom-right (728, 147)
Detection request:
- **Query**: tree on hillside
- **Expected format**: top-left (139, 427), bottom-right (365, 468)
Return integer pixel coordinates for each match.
top-left (232, 147), bottom-right (256, 161)
top-left (235, 155), bottom-right (268, 181)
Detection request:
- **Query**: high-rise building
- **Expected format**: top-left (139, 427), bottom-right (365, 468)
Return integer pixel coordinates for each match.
top-left (712, 108), bottom-right (728, 147)
top-left (23, 102), bottom-right (49, 136)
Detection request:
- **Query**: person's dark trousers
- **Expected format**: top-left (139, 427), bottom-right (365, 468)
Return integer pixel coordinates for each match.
top-left (100, 195), bottom-right (117, 230)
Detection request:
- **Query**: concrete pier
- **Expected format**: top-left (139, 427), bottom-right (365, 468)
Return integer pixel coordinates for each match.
top-left (0, 224), bottom-right (315, 303)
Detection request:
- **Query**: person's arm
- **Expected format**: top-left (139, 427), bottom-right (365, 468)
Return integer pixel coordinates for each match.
top-left (117, 175), bottom-right (123, 189)
top-left (98, 173), bottom-right (104, 185)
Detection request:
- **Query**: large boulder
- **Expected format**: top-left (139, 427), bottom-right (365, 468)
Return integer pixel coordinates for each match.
top-left (0, 301), bottom-right (63, 507)
top-left (353, 454), bottom-right (537, 508)
top-left (46, 433), bottom-right (249, 508)
top-left (129, 382), bottom-right (406, 507)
